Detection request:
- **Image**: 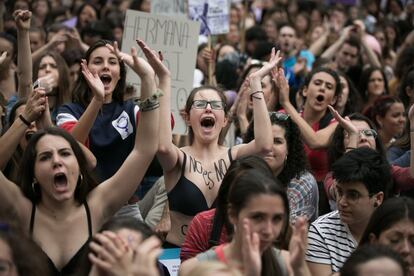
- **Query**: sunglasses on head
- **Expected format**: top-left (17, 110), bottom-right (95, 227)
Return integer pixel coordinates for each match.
top-left (269, 111), bottom-right (290, 122)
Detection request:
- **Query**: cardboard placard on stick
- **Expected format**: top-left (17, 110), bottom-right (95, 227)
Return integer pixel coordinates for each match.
top-left (151, 0), bottom-right (186, 15)
top-left (122, 10), bottom-right (200, 134)
top-left (188, 0), bottom-right (229, 35)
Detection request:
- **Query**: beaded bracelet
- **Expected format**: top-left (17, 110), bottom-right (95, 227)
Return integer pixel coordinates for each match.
top-left (250, 90), bottom-right (264, 101)
top-left (19, 114), bottom-right (31, 127)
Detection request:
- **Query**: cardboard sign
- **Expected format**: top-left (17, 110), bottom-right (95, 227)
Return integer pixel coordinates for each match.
top-left (188, 0), bottom-right (229, 35)
top-left (151, 0), bottom-right (186, 15)
top-left (122, 10), bottom-right (200, 134)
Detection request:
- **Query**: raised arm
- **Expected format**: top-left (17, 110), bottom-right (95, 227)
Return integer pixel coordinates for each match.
top-left (67, 59), bottom-right (106, 144)
top-left (232, 49), bottom-right (279, 158)
top-left (353, 20), bottom-right (381, 68)
top-left (134, 40), bottom-right (180, 173)
top-left (320, 26), bottom-right (352, 60)
top-left (0, 88), bottom-right (46, 170)
top-left (104, 41), bottom-right (179, 173)
top-left (275, 68), bottom-right (337, 149)
top-left (14, 10), bottom-right (32, 99)
top-left (32, 31), bottom-right (67, 61)
top-left (89, 42), bottom-right (159, 222)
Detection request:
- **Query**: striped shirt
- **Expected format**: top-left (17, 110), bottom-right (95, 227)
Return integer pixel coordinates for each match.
top-left (306, 211), bottom-right (357, 272)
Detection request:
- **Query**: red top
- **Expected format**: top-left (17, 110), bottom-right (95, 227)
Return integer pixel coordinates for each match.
top-left (301, 112), bottom-right (336, 182)
top-left (180, 209), bottom-right (228, 262)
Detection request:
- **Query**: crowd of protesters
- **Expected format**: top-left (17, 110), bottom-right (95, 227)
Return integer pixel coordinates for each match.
top-left (0, 0), bottom-right (414, 275)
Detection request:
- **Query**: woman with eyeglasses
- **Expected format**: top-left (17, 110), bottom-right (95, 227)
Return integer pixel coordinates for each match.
top-left (157, 49), bottom-right (279, 247)
top-left (244, 112), bottom-right (319, 223)
top-left (324, 108), bottom-right (414, 208)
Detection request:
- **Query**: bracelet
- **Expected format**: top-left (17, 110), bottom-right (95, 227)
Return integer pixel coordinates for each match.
top-left (250, 91), bottom-right (264, 101)
top-left (345, 147), bottom-right (356, 151)
top-left (141, 102), bottom-right (160, 112)
top-left (138, 89), bottom-right (163, 110)
top-left (19, 114), bottom-right (31, 127)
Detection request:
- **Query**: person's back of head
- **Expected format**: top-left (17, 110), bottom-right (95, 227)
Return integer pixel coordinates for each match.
top-left (0, 222), bottom-right (50, 276)
top-left (340, 244), bottom-right (407, 276)
top-left (332, 147), bottom-right (392, 199)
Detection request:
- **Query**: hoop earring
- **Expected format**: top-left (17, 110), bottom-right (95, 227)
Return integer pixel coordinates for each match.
top-left (78, 173), bottom-right (84, 186)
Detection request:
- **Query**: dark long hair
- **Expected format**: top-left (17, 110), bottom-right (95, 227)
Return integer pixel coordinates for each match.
top-left (72, 40), bottom-right (126, 108)
top-left (327, 113), bottom-right (386, 167)
top-left (360, 197), bottom-right (414, 246)
top-left (3, 99), bottom-right (28, 182)
top-left (364, 95), bottom-right (403, 130)
top-left (32, 51), bottom-right (72, 109)
top-left (212, 155), bottom-right (275, 245)
top-left (244, 113), bottom-right (308, 186)
top-left (18, 127), bottom-right (97, 204)
top-left (228, 169), bottom-right (289, 276)
top-left (398, 66), bottom-right (414, 109)
top-left (357, 66), bottom-right (388, 103)
top-left (336, 71), bottom-right (363, 116)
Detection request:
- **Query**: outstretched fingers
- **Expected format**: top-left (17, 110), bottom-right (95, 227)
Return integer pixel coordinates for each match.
top-left (136, 39), bottom-right (170, 78)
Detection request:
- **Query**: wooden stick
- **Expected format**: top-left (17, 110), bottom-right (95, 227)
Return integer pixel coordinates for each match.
top-left (208, 35), bottom-right (213, 85)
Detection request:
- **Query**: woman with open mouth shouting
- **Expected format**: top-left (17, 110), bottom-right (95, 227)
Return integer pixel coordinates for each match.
top-left (156, 48), bottom-right (279, 247)
top-left (274, 67), bottom-right (342, 214)
top-left (0, 40), bottom-right (159, 275)
top-left (56, 39), bottom-right (153, 220)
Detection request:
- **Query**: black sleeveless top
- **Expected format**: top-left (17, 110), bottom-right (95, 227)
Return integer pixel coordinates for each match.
top-left (30, 201), bottom-right (93, 276)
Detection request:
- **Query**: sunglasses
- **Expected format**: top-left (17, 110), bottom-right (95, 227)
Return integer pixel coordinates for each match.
top-left (269, 111), bottom-right (290, 122)
top-left (192, 100), bottom-right (225, 110)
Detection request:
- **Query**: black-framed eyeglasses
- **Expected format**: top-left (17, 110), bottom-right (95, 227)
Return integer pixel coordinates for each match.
top-left (269, 112), bottom-right (290, 122)
top-left (192, 100), bottom-right (225, 110)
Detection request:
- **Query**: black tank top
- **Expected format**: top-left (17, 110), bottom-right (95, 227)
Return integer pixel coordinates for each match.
top-left (30, 201), bottom-right (92, 276)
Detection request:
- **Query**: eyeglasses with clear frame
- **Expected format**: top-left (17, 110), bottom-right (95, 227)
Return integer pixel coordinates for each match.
top-left (344, 128), bottom-right (378, 139)
top-left (335, 186), bottom-right (374, 205)
top-left (192, 100), bottom-right (225, 110)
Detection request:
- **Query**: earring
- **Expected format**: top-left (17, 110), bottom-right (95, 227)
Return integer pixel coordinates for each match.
top-left (32, 179), bottom-right (38, 194)
top-left (284, 155), bottom-right (288, 167)
top-left (78, 173), bottom-right (84, 186)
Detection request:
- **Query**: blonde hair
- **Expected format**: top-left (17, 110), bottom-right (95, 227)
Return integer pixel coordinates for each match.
top-left (186, 261), bottom-right (242, 276)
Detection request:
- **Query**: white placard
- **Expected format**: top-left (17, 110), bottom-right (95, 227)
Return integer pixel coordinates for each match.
top-left (122, 10), bottom-right (200, 134)
top-left (151, 0), bottom-right (186, 15)
top-left (188, 0), bottom-right (229, 35)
